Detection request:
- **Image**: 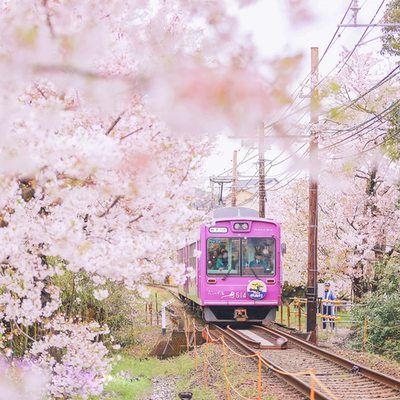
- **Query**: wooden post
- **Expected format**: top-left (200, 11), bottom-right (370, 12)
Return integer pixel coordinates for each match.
top-left (149, 302), bottom-right (153, 326)
top-left (363, 319), bottom-right (368, 352)
top-left (280, 305), bottom-right (283, 324)
top-left (287, 304), bottom-right (291, 329)
top-left (257, 353), bottom-right (262, 400)
top-left (204, 341), bottom-right (209, 387)
top-left (155, 293), bottom-right (159, 325)
top-left (193, 320), bottom-right (198, 369)
top-left (310, 368), bottom-right (316, 400)
top-left (231, 150), bottom-right (237, 207)
top-left (222, 338), bottom-right (231, 400)
top-left (298, 304), bottom-right (302, 331)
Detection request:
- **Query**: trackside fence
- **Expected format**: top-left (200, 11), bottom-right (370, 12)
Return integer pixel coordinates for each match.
top-left (279, 298), bottom-right (353, 332)
top-left (278, 298), bottom-right (400, 356)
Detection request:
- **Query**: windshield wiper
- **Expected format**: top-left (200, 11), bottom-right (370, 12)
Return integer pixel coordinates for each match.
top-left (221, 266), bottom-right (233, 280)
top-left (249, 265), bottom-right (259, 279)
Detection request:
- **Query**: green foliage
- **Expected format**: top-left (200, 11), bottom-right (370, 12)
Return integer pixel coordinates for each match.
top-left (281, 282), bottom-right (306, 302)
top-left (100, 375), bottom-right (152, 400)
top-left (382, 104), bottom-right (400, 161)
top-left (381, 0), bottom-right (400, 57)
top-left (90, 353), bottom-right (195, 400)
top-left (328, 106), bottom-right (344, 122)
top-left (51, 268), bottom-right (140, 349)
top-left (113, 353), bottom-right (195, 377)
top-left (350, 257), bottom-right (400, 361)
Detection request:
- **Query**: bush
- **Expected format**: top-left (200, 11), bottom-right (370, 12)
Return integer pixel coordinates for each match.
top-left (350, 257), bottom-right (400, 361)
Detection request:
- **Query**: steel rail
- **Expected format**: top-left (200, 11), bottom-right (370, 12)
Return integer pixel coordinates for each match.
top-left (210, 324), bottom-right (331, 400)
top-left (263, 324), bottom-right (400, 391)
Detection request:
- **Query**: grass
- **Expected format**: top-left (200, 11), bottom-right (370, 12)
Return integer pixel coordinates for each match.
top-left (90, 353), bottom-right (195, 400)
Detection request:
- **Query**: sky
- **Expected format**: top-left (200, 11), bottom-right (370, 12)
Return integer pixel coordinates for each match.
top-left (201, 0), bottom-right (389, 189)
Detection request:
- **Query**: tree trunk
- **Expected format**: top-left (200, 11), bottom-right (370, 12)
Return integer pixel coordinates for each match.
top-left (351, 274), bottom-right (371, 301)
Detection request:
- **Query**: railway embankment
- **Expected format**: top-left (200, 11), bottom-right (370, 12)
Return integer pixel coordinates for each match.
top-left (91, 285), bottom-right (399, 399)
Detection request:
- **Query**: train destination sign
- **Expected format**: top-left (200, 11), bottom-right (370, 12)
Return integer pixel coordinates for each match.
top-left (208, 226), bottom-right (228, 233)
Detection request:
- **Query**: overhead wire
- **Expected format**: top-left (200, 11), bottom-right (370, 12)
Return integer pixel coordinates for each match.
top-left (321, 99), bottom-right (400, 151)
top-left (210, 0), bottom-right (391, 199)
top-left (336, 0), bottom-right (386, 75)
top-left (276, 0), bottom-right (355, 121)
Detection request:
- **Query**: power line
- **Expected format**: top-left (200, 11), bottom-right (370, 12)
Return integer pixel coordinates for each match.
top-left (321, 99), bottom-right (400, 151)
top-left (263, 1), bottom-right (354, 139)
top-left (336, 0), bottom-right (386, 75)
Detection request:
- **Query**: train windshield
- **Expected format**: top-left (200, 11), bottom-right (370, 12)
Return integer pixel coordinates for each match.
top-left (242, 238), bottom-right (275, 276)
top-left (207, 237), bottom-right (275, 276)
top-left (207, 238), bottom-right (240, 275)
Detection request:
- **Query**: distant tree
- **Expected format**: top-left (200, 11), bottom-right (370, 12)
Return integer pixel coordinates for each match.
top-left (381, 0), bottom-right (400, 57)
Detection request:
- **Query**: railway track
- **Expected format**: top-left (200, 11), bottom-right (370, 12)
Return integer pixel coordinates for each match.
top-left (209, 324), bottom-right (400, 400)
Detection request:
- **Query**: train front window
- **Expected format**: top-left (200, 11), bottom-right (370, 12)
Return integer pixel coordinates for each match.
top-left (242, 238), bottom-right (275, 276)
top-left (207, 238), bottom-right (240, 275)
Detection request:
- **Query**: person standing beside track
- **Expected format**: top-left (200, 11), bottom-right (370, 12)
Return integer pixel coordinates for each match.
top-left (322, 282), bottom-right (335, 330)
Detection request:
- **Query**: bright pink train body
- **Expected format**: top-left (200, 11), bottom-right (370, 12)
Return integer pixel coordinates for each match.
top-left (178, 207), bottom-right (282, 323)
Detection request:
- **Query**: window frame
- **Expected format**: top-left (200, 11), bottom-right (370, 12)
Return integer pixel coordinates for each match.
top-left (241, 237), bottom-right (276, 277)
top-left (206, 237), bottom-right (241, 276)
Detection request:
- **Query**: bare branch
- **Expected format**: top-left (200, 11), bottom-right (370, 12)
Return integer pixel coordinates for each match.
top-left (129, 214), bottom-right (143, 224)
top-left (120, 127), bottom-right (143, 140)
top-left (105, 111), bottom-right (125, 136)
top-left (150, 131), bottom-right (161, 141)
top-left (34, 64), bottom-right (117, 81)
top-left (35, 84), bottom-right (48, 99)
top-left (42, 0), bottom-right (55, 38)
top-left (98, 195), bottom-right (123, 218)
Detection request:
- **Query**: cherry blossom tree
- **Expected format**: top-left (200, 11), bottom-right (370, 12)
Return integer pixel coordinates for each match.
top-left (0, 0), bottom-right (310, 397)
top-left (270, 53), bottom-right (400, 298)
top-left (318, 54), bottom-right (400, 298)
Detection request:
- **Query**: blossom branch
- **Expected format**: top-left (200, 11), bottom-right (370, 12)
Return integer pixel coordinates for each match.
top-left (12, 320), bottom-right (36, 342)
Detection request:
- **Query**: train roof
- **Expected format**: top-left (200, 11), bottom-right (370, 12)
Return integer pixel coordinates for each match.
top-left (211, 207), bottom-right (279, 224)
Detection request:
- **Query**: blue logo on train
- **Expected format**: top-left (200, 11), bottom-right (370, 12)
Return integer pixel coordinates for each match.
top-left (247, 280), bottom-right (267, 300)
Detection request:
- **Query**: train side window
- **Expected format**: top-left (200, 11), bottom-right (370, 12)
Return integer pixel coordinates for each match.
top-left (207, 238), bottom-right (240, 275)
top-left (242, 237), bottom-right (275, 276)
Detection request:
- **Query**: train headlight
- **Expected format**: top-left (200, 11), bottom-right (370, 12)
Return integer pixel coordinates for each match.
top-left (233, 222), bottom-right (249, 231)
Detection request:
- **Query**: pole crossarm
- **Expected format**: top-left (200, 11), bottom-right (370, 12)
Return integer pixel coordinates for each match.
top-left (338, 23), bottom-right (400, 28)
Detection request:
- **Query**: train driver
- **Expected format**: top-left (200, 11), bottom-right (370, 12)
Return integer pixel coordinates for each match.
top-left (249, 253), bottom-right (271, 273)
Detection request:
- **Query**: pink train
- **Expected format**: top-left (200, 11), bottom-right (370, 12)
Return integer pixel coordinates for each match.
top-left (178, 207), bottom-right (282, 323)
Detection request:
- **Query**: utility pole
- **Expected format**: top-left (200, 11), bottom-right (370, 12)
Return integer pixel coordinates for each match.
top-left (306, 47), bottom-right (319, 344)
top-left (231, 150), bottom-right (238, 207)
top-left (258, 123), bottom-right (266, 218)
top-left (350, 0), bottom-right (360, 24)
